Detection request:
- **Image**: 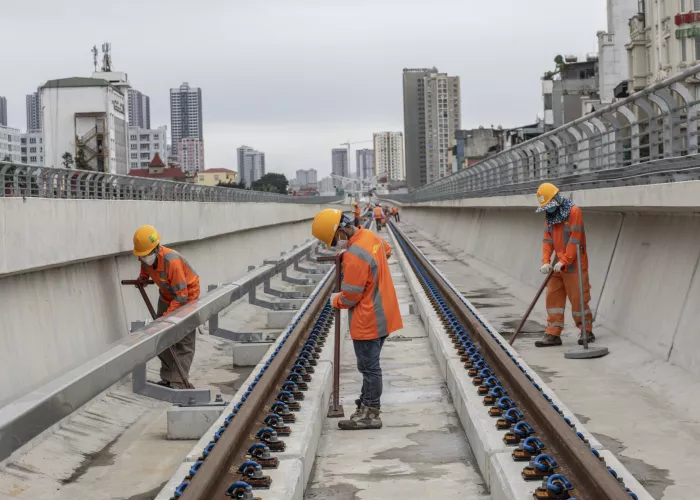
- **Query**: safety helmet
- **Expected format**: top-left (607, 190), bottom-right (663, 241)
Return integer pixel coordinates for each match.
top-left (133, 225), bottom-right (161, 256)
top-left (352, 201), bottom-right (357, 206)
top-left (311, 209), bottom-right (344, 248)
top-left (536, 183), bottom-right (560, 209)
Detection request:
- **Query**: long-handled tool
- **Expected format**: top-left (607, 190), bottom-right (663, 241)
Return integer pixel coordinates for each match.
top-left (121, 279), bottom-right (195, 389)
top-left (316, 252), bottom-right (345, 418)
top-left (509, 269), bottom-right (554, 345)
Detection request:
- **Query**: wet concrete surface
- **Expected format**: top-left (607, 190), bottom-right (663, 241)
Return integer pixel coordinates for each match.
top-left (399, 222), bottom-right (700, 500)
top-left (306, 250), bottom-right (489, 499)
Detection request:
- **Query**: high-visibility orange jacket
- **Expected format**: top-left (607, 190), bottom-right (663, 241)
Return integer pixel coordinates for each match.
top-left (373, 206), bottom-right (383, 219)
top-left (379, 236), bottom-right (391, 258)
top-left (139, 246), bottom-right (201, 314)
top-left (353, 205), bottom-right (361, 218)
top-left (542, 206), bottom-right (588, 272)
top-left (333, 228), bottom-right (403, 340)
top-left (392, 207), bottom-right (398, 214)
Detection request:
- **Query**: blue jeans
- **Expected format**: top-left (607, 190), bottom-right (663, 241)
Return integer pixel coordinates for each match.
top-left (353, 336), bottom-right (386, 408)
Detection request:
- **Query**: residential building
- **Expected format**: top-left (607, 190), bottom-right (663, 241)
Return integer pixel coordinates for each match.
top-left (128, 89), bottom-right (151, 129)
top-left (0, 125), bottom-right (21, 163)
top-left (178, 138), bottom-right (205, 175)
top-left (331, 148), bottom-right (348, 187)
top-left (42, 77), bottom-right (128, 173)
top-left (237, 145), bottom-right (266, 187)
top-left (128, 125), bottom-right (167, 171)
top-left (26, 90), bottom-right (42, 131)
top-left (373, 132), bottom-right (405, 181)
top-left (197, 168), bottom-right (237, 186)
top-left (597, 0), bottom-right (638, 103)
top-left (127, 152), bottom-right (186, 181)
top-left (295, 168), bottom-right (318, 187)
top-left (403, 68), bottom-right (461, 187)
top-left (170, 82), bottom-right (203, 164)
top-left (0, 97), bottom-right (7, 127)
top-left (542, 56), bottom-right (599, 130)
top-left (355, 149), bottom-right (374, 180)
top-left (318, 176), bottom-right (335, 195)
top-left (20, 130), bottom-right (44, 166)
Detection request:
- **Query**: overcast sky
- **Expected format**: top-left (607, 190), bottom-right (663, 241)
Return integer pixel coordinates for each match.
top-left (3, 0), bottom-right (607, 178)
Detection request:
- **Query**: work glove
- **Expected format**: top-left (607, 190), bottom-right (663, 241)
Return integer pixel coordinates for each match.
top-left (553, 262), bottom-right (565, 273)
top-left (540, 264), bottom-right (552, 274)
top-left (330, 292), bottom-right (340, 307)
top-left (136, 276), bottom-right (151, 287)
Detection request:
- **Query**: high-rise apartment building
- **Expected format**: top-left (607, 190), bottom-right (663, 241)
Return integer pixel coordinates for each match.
top-left (597, 0), bottom-right (637, 104)
top-left (128, 89), bottom-right (151, 129)
top-left (0, 97), bottom-right (7, 127)
top-left (403, 68), bottom-right (461, 187)
top-left (373, 132), bottom-right (405, 181)
top-left (331, 148), bottom-right (348, 187)
top-left (295, 168), bottom-right (318, 186)
top-left (355, 149), bottom-right (374, 180)
top-left (0, 125), bottom-right (21, 163)
top-left (128, 125), bottom-right (167, 171)
top-left (26, 91), bottom-right (42, 131)
top-left (179, 138), bottom-right (205, 175)
top-left (170, 82), bottom-right (204, 169)
top-left (237, 145), bottom-right (266, 188)
top-left (20, 130), bottom-right (44, 166)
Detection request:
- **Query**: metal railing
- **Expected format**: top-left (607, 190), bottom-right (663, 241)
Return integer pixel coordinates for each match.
top-left (0, 163), bottom-right (341, 204)
top-left (392, 63), bottom-right (700, 203)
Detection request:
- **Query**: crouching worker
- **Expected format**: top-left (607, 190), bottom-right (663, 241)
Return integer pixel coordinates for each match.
top-left (311, 209), bottom-right (403, 429)
top-left (133, 224), bottom-right (200, 388)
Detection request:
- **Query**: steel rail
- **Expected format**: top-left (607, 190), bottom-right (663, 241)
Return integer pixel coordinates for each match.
top-left (180, 273), bottom-right (335, 499)
top-left (389, 222), bottom-right (630, 500)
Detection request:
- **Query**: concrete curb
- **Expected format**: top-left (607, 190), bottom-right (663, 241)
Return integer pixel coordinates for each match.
top-left (388, 224), bottom-right (653, 500)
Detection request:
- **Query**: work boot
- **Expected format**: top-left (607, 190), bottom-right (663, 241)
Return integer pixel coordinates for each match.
top-left (578, 332), bottom-right (596, 345)
top-left (535, 334), bottom-right (562, 347)
top-left (338, 405), bottom-right (382, 430)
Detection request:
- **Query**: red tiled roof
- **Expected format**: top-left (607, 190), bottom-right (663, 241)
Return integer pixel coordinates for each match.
top-left (128, 168), bottom-right (187, 179)
top-left (200, 168), bottom-right (235, 174)
top-left (150, 152), bottom-right (165, 167)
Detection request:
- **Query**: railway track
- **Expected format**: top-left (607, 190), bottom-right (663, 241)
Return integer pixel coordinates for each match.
top-left (388, 221), bottom-right (638, 500)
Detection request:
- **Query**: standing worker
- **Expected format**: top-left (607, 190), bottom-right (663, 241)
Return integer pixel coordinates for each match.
top-left (352, 201), bottom-right (361, 227)
top-left (311, 209), bottom-right (403, 430)
top-left (133, 225), bottom-right (201, 387)
top-left (535, 183), bottom-right (593, 347)
top-left (392, 206), bottom-right (400, 222)
top-left (373, 204), bottom-right (384, 231)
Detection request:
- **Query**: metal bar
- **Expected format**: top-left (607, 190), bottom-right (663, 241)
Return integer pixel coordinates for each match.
top-left (0, 240), bottom-right (319, 463)
top-left (576, 244), bottom-right (588, 349)
top-left (509, 270), bottom-right (553, 345)
top-left (317, 253), bottom-right (344, 417)
top-left (391, 222), bottom-right (630, 500)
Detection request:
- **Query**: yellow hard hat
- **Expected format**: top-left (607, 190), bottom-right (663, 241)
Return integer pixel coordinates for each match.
top-left (311, 209), bottom-right (343, 248)
top-left (536, 183), bottom-right (560, 208)
top-left (133, 225), bottom-right (161, 256)
top-left (352, 201), bottom-right (357, 206)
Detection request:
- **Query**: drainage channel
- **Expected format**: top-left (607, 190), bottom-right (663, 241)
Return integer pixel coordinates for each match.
top-left (388, 222), bottom-right (639, 500)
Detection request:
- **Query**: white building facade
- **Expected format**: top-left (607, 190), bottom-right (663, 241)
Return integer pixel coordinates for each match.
top-left (179, 138), bottom-right (205, 175)
top-left (237, 145), bottom-right (265, 187)
top-left (355, 148), bottom-right (374, 180)
top-left (424, 73), bottom-right (461, 183)
top-left (26, 91), bottom-right (42, 131)
top-left (128, 125), bottom-right (167, 171)
top-left (42, 77), bottom-right (128, 173)
top-left (20, 131), bottom-right (44, 166)
top-left (373, 131), bottom-right (405, 181)
top-left (295, 168), bottom-right (317, 186)
top-left (597, 0), bottom-right (638, 103)
top-left (0, 125), bottom-right (21, 163)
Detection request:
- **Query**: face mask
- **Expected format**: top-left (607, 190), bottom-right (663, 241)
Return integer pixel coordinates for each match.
top-left (140, 253), bottom-right (157, 266)
top-left (546, 206), bottom-right (558, 214)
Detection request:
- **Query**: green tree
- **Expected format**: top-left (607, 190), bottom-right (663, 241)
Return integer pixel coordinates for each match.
top-left (251, 173), bottom-right (288, 194)
top-left (61, 152), bottom-right (74, 169)
top-left (74, 148), bottom-right (91, 171)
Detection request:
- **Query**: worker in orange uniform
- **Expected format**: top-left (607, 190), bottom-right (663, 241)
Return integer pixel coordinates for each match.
top-left (352, 201), bottom-right (361, 227)
top-left (535, 183), bottom-right (593, 347)
top-left (311, 209), bottom-right (403, 430)
top-left (392, 206), bottom-right (400, 222)
top-left (373, 204), bottom-right (384, 231)
top-left (133, 225), bottom-right (201, 387)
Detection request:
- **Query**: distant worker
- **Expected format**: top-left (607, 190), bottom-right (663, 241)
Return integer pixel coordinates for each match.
top-left (352, 201), bottom-right (361, 227)
top-left (535, 183), bottom-right (593, 347)
top-left (311, 209), bottom-right (403, 430)
top-left (392, 206), bottom-right (400, 222)
top-left (133, 225), bottom-right (200, 387)
top-left (373, 204), bottom-right (384, 231)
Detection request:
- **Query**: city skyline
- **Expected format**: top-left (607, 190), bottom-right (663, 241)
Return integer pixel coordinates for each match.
top-left (2, 0), bottom-right (607, 178)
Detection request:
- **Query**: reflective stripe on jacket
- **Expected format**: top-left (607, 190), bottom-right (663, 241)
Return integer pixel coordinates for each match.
top-left (380, 236), bottom-right (391, 258)
top-left (373, 206), bottom-right (383, 219)
top-left (140, 246), bottom-right (201, 314)
top-left (332, 228), bottom-right (403, 340)
top-left (542, 206), bottom-right (588, 271)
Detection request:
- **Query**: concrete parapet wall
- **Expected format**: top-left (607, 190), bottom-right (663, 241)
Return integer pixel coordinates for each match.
top-left (400, 184), bottom-right (700, 378)
top-left (0, 198), bottom-right (343, 405)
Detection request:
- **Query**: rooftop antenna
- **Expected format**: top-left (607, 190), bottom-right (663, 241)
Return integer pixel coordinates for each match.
top-left (101, 42), bottom-right (112, 72)
top-left (91, 45), bottom-right (98, 72)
